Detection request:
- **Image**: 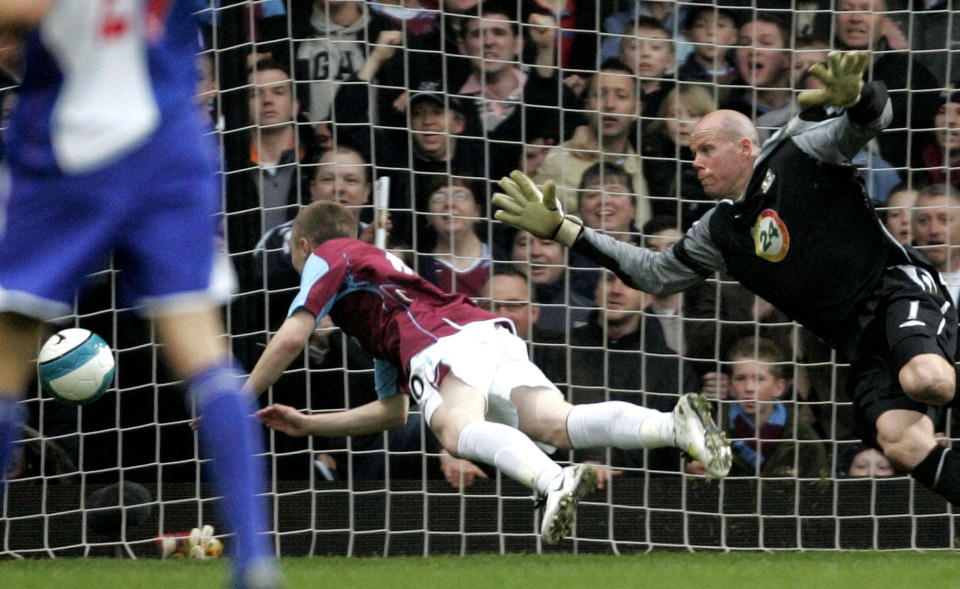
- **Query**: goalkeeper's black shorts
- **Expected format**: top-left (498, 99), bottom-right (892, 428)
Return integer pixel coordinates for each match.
top-left (849, 265), bottom-right (957, 449)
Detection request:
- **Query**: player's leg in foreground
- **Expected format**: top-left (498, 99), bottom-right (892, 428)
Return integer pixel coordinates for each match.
top-left (514, 388), bottom-right (732, 480)
top-left (509, 386), bottom-right (730, 542)
top-left (424, 322), bottom-right (728, 542)
top-left (157, 309), bottom-right (280, 589)
top-left (526, 390), bottom-right (732, 542)
top-left (0, 314), bottom-right (45, 493)
top-left (427, 372), bottom-right (597, 544)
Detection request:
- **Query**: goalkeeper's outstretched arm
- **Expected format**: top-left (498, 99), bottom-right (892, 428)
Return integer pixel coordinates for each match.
top-left (493, 170), bottom-right (723, 297)
top-left (493, 172), bottom-right (583, 247)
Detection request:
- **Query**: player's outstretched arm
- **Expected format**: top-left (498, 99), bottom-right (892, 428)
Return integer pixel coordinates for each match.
top-left (257, 395), bottom-right (410, 438)
top-left (492, 171), bottom-right (583, 248)
top-left (257, 403), bottom-right (313, 437)
top-left (246, 310), bottom-right (316, 397)
top-left (0, 0), bottom-right (52, 25)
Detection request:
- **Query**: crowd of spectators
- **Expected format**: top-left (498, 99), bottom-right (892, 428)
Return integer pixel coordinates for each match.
top-left (3, 0), bottom-right (960, 486)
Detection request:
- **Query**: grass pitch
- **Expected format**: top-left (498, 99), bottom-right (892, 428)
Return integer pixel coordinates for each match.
top-left (2, 551), bottom-right (956, 589)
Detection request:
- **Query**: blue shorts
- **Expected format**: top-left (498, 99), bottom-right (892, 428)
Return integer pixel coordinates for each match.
top-left (0, 119), bottom-right (229, 320)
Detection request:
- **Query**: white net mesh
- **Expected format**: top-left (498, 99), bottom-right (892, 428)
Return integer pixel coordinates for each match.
top-left (3, 0), bottom-right (960, 557)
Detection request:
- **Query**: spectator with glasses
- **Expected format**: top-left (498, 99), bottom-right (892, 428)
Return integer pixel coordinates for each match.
top-left (416, 176), bottom-right (492, 297)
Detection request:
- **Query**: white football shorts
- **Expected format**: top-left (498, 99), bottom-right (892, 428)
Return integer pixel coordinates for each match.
top-left (407, 318), bottom-right (561, 430)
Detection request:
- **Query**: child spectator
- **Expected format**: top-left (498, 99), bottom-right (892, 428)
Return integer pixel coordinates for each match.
top-left (724, 13), bottom-right (793, 119)
top-left (600, 1), bottom-right (684, 64)
top-left (619, 16), bottom-right (676, 121)
top-left (677, 4), bottom-right (740, 92)
top-left (641, 83), bottom-right (716, 228)
top-left (837, 443), bottom-right (896, 478)
top-left (722, 337), bottom-right (829, 479)
top-left (877, 184), bottom-right (918, 246)
top-left (790, 36), bottom-right (829, 89)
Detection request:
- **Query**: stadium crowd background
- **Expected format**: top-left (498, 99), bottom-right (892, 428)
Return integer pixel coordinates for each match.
top-left (0, 0), bottom-right (958, 492)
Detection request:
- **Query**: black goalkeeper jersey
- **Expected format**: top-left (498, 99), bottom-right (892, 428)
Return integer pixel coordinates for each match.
top-left (573, 82), bottom-right (944, 360)
top-left (708, 135), bottom-right (908, 350)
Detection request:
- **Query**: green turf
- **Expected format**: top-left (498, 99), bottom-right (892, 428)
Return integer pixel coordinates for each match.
top-left (1, 552), bottom-right (956, 589)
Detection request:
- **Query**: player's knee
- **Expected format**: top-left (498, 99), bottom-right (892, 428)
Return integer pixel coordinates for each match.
top-left (899, 355), bottom-right (955, 406)
top-left (528, 408), bottom-right (572, 449)
top-left (514, 389), bottom-right (573, 448)
top-left (533, 411), bottom-right (574, 450)
top-left (537, 422), bottom-right (572, 450)
top-left (438, 432), bottom-right (463, 457)
top-left (434, 421), bottom-right (467, 457)
top-left (876, 422), bottom-right (930, 471)
top-left (875, 439), bottom-right (911, 471)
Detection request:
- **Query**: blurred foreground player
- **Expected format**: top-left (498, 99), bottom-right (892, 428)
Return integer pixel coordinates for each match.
top-left (248, 201), bottom-right (731, 545)
top-left (0, 2), bottom-right (280, 587)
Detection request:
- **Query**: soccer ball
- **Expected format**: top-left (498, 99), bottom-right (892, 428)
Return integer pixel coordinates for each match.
top-left (37, 328), bottom-right (116, 405)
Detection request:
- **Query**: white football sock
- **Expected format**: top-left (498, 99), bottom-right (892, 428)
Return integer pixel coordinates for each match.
top-left (456, 421), bottom-right (562, 494)
top-left (566, 401), bottom-right (674, 449)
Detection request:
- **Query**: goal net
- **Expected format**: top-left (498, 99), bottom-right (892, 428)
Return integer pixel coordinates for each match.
top-left (2, 0), bottom-right (959, 558)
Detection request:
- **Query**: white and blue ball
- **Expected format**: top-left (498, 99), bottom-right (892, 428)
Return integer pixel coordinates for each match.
top-left (38, 328), bottom-right (115, 405)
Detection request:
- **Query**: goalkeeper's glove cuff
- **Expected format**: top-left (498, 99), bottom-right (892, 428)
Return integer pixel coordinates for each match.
top-left (553, 216), bottom-right (584, 248)
top-left (846, 81), bottom-right (886, 125)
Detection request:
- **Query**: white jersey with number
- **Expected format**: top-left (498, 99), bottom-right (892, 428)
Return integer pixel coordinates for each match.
top-left (40, 0), bottom-right (159, 172)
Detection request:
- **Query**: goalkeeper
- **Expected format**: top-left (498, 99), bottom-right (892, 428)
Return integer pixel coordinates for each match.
top-left (494, 51), bottom-right (960, 504)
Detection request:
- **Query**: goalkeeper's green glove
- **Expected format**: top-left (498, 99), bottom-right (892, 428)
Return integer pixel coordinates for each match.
top-left (797, 51), bottom-right (869, 110)
top-left (492, 170), bottom-right (583, 248)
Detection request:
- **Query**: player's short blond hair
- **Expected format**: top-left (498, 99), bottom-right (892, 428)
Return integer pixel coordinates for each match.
top-left (292, 200), bottom-right (358, 247)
